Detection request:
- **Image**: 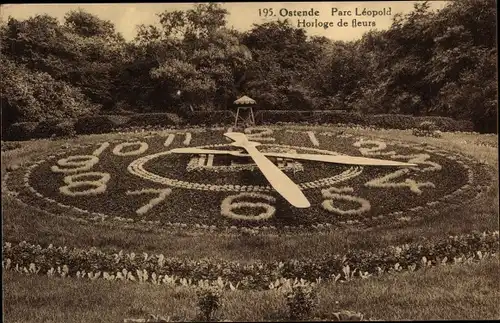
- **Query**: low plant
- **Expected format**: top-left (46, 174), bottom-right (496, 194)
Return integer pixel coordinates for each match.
top-left (4, 122), bottom-right (39, 141)
top-left (196, 285), bottom-right (223, 322)
top-left (125, 113), bottom-right (181, 128)
top-left (74, 116), bottom-right (116, 135)
top-left (1, 141), bottom-right (22, 152)
top-left (184, 111), bottom-right (235, 126)
top-left (54, 120), bottom-right (77, 138)
top-left (419, 121), bottom-right (438, 131)
top-left (285, 284), bottom-right (318, 320)
top-left (2, 231), bottom-right (498, 291)
top-left (413, 121), bottom-right (442, 138)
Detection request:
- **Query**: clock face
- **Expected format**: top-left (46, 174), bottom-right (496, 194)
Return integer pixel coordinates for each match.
top-left (7, 126), bottom-right (486, 231)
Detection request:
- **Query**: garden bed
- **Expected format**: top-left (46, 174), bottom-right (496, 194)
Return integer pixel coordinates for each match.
top-left (3, 127), bottom-right (491, 231)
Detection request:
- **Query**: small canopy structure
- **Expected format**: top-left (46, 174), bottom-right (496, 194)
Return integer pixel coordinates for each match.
top-left (232, 95), bottom-right (256, 127)
top-left (233, 95), bottom-right (256, 106)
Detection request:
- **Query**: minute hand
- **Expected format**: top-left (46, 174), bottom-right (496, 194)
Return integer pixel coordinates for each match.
top-left (233, 141), bottom-right (311, 208)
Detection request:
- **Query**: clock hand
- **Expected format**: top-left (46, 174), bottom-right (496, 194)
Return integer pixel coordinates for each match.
top-left (259, 152), bottom-right (417, 167)
top-left (170, 148), bottom-right (242, 155)
top-left (224, 132), bottom-right (311, 208)
top-left (170, 148), bottom-right (416, 167)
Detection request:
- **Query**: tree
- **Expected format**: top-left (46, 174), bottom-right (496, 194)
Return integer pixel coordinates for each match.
top-left (425, 0), bottom-right (497, 132)
top-left (242, 20), bottom-right (327, 110)
top-left (310, 40), bottom-right (368, 109)
top-left (134, 3), bottom-right (252, 112)
top-left (353, 0), bottom-right (497, 128)
top-left (64, 8), bottom-right (123, 40)
top-left (0, 56), bottom-right (98, 128)
top-left (1, 11), bottom-right (128, 111)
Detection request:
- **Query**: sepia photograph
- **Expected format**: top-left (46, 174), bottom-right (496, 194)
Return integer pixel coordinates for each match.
top-left (1, 1), bottom-right (498, 322)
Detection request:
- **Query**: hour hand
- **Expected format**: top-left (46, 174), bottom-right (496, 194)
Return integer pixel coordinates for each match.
top-left (228, 133), bottom-right (311, 208)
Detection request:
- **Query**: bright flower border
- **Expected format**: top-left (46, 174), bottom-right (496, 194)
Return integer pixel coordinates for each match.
top-left (2, 231), bottom-right (498, 291)
top-left (321, 187), bottom-right (371, 216)
top-left (112, 141), bottom-right (149, 156)
top-left (221, 192), bottom-right (277, 221)
top-left (51, 155), bottom-right (100, 174)
top-left (59, 172), bottom-right (111, 197)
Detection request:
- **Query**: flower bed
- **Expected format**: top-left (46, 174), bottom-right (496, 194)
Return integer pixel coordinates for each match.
top-left (3, 231), bottom-right (498, 291)
top-left (4, 127), bottom-right (493, 231)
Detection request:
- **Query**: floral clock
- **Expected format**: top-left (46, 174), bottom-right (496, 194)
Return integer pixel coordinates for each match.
top-left (4, 126), bottom-right (490, 232)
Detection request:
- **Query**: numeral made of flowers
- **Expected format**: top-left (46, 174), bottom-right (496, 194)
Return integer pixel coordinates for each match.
top-left (126, 188), bottom-right (173, 215)
top-left (112, 141), bottom-right (149, 156)
top-left (353, 140), bottom-right (396, 157)
top-left (163, 133), bottom-right (192, 147)
top-left (221, 192), bottom-right (276, 221)
top-left (321, 187), bottom-right (371, 216)
top-left (244, 127), bottom-right (276, 142)
top-left (51, 155), bottom-right (100, 174)
top-left (389, 153), bottom-right (442, 172)
top-left (365, 168), bottom-right (435, 195)
top-left (92, 142), bottom-right (110, 157)
top-left (59, 172), bottom-right (111, 196)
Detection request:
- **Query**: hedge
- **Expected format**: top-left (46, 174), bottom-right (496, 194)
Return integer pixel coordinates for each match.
top-left (125, 113), bottom-right (183, 128)
top-left (366, 115), bottom-right (474, 132)
top-left (32, 119), bottom-right (76, 139)
top-left (3, 111), bottom-right (476, 141)
top-left (184, 111), bottom-right (235, 126)
top-left (4, 122), bottom-right (39, 141)
top-left (255, 110), bottom-right (366, 125)
top-left (74, 116), bottom-right (117, 135)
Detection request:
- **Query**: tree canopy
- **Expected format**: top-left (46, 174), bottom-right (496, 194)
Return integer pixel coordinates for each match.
top-left (1, 1), bottom-right (497, 132)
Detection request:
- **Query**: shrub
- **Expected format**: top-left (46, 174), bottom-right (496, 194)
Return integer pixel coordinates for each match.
top-left (125, 113), bottom-right (182, 128)
top-left (105, 115), bottom-right (131, 127)
top-left (196, 286), bottom-right (222, 322)
top-left (4, 122), bottom-right (39, 141)
top-left (367, 114), bottom-right (417, 130)
top-left (362, 114), bottom-right (473, 132)
top-left (256, 110), bottom-right (306, 124)
top-left (418, 121), bottom-right (438, 131)
top-left (319, 111), bottom-right (366, 125)
top-left (329, 310), bottom-right (366, 321)
top-left (185, 111), bottom-right (235, 126)
top-left (1, 141), bottom-right (22, 152)
top-left (74, 116), bottom-right (116, 135)
top-left (285, 284), bottom-right (318, 320)
top-left (166, 113), bottom-right (184, 125)
top-left (33, 120), bottom-right (60, 139)
top-left (55, 120), bottom-right (77, 138)
top-left (453, 120), bottom-right (475, 132)
top-left (255, 110), bottom-right (364, 125)
top-left (255, 110), bottom-right (311, 124)
top-left (33, 119), bottom-right (76, 139)
top-left (417, 117), bottom-right (473, 132)
top-left (413, 121), bottom-right (442, 138)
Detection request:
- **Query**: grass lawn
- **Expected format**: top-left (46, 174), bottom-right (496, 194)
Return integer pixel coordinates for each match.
top-left (3, 256), bottom-right (499, 322)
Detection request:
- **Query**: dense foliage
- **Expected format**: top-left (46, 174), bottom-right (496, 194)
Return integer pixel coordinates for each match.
top-left (1, 1), bottom-right (497, 132)
top-left (0, 57), bottom-right (98, 129)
